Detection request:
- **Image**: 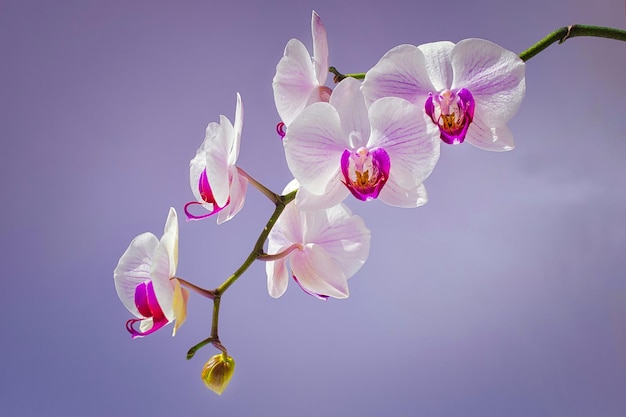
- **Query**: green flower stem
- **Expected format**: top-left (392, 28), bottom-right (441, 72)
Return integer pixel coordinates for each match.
top-left (237, 167), bottom-right (280, 204)
top-left (519, 24), bottom-right (626, 62)
top-left (176, 277), bottom-right (215, 299)
top-left (211, 295), bottom-right (221, 338)
top-left (329, 25), bottom-right (626, 79)
top-left (187, 337), bottom-right (228, 360)
top-left (215, 189), bottom-right (297, 296)
top-left (257, 243), bottom-right (302, 261)
top-left (187, 337), bottom-right (215, 360)
top-left (329, 66), bottom-right (365, 83)
top-left (187, 189), bottom-right (298, 359)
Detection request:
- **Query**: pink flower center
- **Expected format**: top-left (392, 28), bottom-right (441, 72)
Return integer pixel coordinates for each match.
top-left (425, 88), bottom-right (475, 145)
top-left (340, 147), bottom-right (390, 201)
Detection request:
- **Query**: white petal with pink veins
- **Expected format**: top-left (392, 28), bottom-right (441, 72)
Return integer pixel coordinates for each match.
top-left (451, 38), bottom-right (526, 126)
top-left (361, 44), bottom-right (433, 105)
top-left (114, 232), bottom-right (159, 317)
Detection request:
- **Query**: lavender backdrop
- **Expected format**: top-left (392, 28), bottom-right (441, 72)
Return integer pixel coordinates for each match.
top-left (1, 1), bottom-right (625, 416)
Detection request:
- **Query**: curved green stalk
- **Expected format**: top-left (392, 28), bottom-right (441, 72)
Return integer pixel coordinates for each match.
top-left (519, 25), bottom-right (626, 62)
top-left (237, 167), bottom-right (280, 204)
top-left (329, 66), bottom-right (365, 83)
top-left (176, 278), bottom-right (214, 299)
top-left (187, 189), bottom-right (297, 359)
top-left (329, 25), bottom-right (626, 79)
top-left (215, 189), bottom-right (296, 295)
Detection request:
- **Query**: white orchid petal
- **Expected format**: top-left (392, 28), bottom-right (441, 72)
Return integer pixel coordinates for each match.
top-left (161, 208), bottom-right (178, 276)
top-left (295, 172), bottom-right (349, 211)
top-left (291, 245), bottom-right (349, 299)
top-left (284, 102), bottom-right (346, 194)
top-left (329, 78), bottom-right (371, 147)
top-left (273, 39), bottom-right (318, 125)
top-left (150, 230), bottom-right (176, 322)
top-left (150, 246), bottom-right (174, 321)
top-left (189, 124), bottom-right (219, 210)
top-left (417, 41), bottom-right (455, 91)
top-left (311, 10), bottom-right (329, 86)
top-left (368, 97), bottom-right (440, 187)
top-left (216, 168), bottom-right (248, 224)
top-left (204, 121), bottom-right (232, 208)
top-left (171, 279), bottom-right (189, 336)
top-left (231, 92), bottom-right (243, 164)
top-left (282, 178), bottom-right (300, 195)
top-left (266, 258), bottom-right (290, 298)
top-left (379, 178), bottom-right (429, 208)
top-left (465, 115), bottom-right (515, 151)
top-left (361, 44), bottom-right (433, 105)
top-left (303, 204), bottom-right (371, 279)
top-left (270, 202), bottom-right (305, 253)
top-left (114, 232), bottom-right (159, 317)
top-left (450, 38), bottom-right (526, 126)
top-left (189, 151), bottom-right (206, 207)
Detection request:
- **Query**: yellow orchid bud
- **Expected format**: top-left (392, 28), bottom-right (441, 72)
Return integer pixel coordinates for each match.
top-left (201, 353), bottom-right (235, 395)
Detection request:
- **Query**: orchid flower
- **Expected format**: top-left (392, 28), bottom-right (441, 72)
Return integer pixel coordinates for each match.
top-left (265, 180), bottom-right (371, 300)
top-left (272, 10), bottom-right (330, 135)
top-left (186, 93), bottom-right (248, 224)
top-left (283, 77), bottom-right (440, 210)
top-left (114, 208), bottom-right (189, 338)
top-left (361, 39), bottom-right (526, 151)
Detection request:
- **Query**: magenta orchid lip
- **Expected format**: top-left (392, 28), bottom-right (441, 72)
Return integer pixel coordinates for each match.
top-left (425, 88), bottom-right (475, 145)
top-left (126, 281), bottom-right (168, 339)
top-left (184, 170), bottom-right (229, 221)
top-left (340, 147), bottom-right (390, 201)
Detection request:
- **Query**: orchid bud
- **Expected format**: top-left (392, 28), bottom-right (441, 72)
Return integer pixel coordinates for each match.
top-left (201, 353), bottom-right (235, 395)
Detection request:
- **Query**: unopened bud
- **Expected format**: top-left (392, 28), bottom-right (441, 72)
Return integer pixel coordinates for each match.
top-left (201, 353), bottom-right (235, 395)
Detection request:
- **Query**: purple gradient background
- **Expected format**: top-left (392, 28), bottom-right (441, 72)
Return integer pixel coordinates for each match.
top-left (2, 0), bottom-right (626, 416)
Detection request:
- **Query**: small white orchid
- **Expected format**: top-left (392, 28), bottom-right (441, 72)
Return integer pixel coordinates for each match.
top-left (283, 77), bottom-right (440, 210)
top-left (273, 10), bottom-right (331, 132)
top-left (114, 208), bottom-right (189, 338)
top-left (265, 181), bottom-right (371, 300)
top-left (186, 93), bottom-right (248, 224)
top-left (361, 39), bottom-right (525, 151)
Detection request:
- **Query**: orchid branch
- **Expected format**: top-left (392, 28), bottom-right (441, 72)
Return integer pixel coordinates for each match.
top-left (329, 25), bottom-right (626, 80)
top-left (519, 24), bottom-right (626, 62)
top-left (329, 66), bottom-right (365, 83)
top-left (187, 188), bottom-right (298, 358)
top-left (257, 243), bottom-right (302, 261)
top-left (117, 10), bottom-right (626, 396)
top-left (176, 278), bottom-right (215, 299)
top-left (215, 189), bottom-right (297, 295)
top-left (237, 167), bottom-right (281, 204)
top-left (187, 337), bottom-right (227, 360)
